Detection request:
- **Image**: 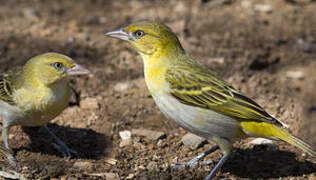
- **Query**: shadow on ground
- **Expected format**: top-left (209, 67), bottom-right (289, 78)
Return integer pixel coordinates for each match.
top-left (19, 123), bottom-right (111, 160)
top-left (222, 147), bottom-right (316, 178)
top-left (131, 147), bottom-right (316, 179)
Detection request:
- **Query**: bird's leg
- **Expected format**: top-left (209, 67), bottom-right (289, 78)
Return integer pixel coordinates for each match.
top-left (44, 125), bottom-right (77, 158)
top-left (172, 145), bottom-right (219, 167)
top-left (2, 124), bottom-right (10, 150)
top-left (204, 154), bottom-right (229, 180)
top-left (203, 137), bottom-right (232, 180)
top-left (1, 125), bottom-right (18, 165)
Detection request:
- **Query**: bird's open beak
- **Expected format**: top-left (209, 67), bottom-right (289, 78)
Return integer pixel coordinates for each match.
top-left (105, 28), bottom-right (130, 41)
top-left (67, 63), bottom-right (90, 76)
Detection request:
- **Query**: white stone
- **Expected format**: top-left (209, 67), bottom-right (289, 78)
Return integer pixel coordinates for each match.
top-left (119, 130), bottom-right (131, 140)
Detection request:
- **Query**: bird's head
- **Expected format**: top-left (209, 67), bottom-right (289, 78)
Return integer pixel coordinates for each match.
top-left (106, 21), bottom-right (184, 58)
top-left (23, 52), bottom-right (90, 86)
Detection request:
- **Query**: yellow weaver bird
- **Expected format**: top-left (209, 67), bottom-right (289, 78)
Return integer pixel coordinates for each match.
top-left (106, 21), bottom-right (316, 179)
top-left (0, 52), bottom-right (90, 163)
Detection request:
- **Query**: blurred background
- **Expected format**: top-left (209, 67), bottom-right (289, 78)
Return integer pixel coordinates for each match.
top-left (0, 0), bottom-right (315, 179)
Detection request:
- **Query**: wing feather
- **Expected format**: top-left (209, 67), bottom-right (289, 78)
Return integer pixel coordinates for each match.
top-left (166, 64), bottom-right (281, 126)
top-left (0, 72), bottom-right (20, 105)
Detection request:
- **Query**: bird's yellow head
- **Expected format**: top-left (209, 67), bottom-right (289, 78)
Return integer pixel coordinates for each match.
top-left (106, 21), bottom-right (184, 57)
top-left (22, 52), bottom-right (90, 86)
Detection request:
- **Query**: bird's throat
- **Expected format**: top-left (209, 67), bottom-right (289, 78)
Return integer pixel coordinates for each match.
top-left (142, 54), bottom-right (169, 93)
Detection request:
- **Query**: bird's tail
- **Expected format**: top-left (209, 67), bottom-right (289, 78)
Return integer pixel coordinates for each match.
top-left (240, 122), bottom-right (316, 157)
top-left (271, 125), bottom-right (316, 157)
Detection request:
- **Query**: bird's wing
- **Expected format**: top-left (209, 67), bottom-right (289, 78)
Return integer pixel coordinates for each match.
top-left (0, 72), bottom-right (19, 105)
top-left (165, 64), bottom-right (281, 125)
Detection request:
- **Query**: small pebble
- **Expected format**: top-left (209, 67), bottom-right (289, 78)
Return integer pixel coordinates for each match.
top-left (119, 139), bottom-right (132, 147)
top-left (114, 82), bottom-right (130, 92)
top-left (132, 129), bottom-right (166, 140)
top-left (181, 133), bottom-right (206, 150)
top-left (80, 98), bottom-right (99, 110)
top-left (73, 161), bottom-right (93, 171)
top-left (119, 130), bottom-right (131, 140)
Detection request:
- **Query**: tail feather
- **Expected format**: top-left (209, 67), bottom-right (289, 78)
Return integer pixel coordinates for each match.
top-left (272, 126), bottom-right (316, 157)
top-left (240, 122), bottom-right (316, 157)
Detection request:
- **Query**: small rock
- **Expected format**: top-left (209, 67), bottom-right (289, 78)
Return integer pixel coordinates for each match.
top-left (133, 142), bottom-right (146, 150)
top-left (80, 98), bottom-right (99, 110)
top-left (104, 173), bottom-right (120, 180)
top-left (114, 82), bottom-right (130, 92)
top-left (254, 4), bottom-right (272, 13)
top-left (132, 129), bottom-right (166, 140)
top-left (126, 173), bottom-right (135, 179)
top-left (119, 130), bottom-right (131, 140)
top-left (249, 138), bottom-right (277, 149)
top-left (209, 57), bottom-right (225, 64)
top-left (119, 139), bottom-right (132, 147)
top-left (73, 161), bottom-right (93, 171)
top-left (181, 133), bottom-right (206, 150)
top-left (286, 70), bottom-right (304, 80)
top-left (146, 161), bottom-right (157, 171)
top-left (157, 139), bottom-right (166, 148)
top-left (104, 158), bottom-right (117, 165)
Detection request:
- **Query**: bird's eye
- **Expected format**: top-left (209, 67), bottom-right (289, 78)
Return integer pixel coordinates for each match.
top-left (53, 62), bottom-right (63, 70)
top-left (134, 30), bottom-right (145, 38)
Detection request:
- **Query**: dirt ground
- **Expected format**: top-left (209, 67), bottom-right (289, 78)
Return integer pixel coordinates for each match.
top-left (0, 0), bottom-right (315, 179)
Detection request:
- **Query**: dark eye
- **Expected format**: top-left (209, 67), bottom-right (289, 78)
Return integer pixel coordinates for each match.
top-left (134, 30), bottom-right (145, 38)
top-left (53, 62), bottom-right (63, 70)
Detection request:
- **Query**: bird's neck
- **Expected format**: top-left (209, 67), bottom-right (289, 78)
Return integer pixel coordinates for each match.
top-left (141, 48), bottom-right (185, 93)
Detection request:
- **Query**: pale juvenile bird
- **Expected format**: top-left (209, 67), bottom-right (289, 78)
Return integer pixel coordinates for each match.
top-left (0, 52), bottom-right (90, 163)
top-left (106, 21), bottom-right (316, 179)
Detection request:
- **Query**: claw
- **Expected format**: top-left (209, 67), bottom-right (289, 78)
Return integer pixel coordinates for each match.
top-left (7, 154), bottom-right (19, 167)
top-left (44, 125), bottom-right (77, 158)
top-left (199, 160), bottom-right (214, 165)
top-left (170, 155), bottom-right (204, 167)
top-left (52, 142), bottom-right (77, 158)
top-left (170, 145), bottom-right (219, 168)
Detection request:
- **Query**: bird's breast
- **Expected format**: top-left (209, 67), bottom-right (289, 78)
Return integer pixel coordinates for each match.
top-left (13, 81), bottom-right (71, 126)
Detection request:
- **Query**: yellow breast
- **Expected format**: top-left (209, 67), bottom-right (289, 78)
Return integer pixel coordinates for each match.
top-left (142, 54), bottom-right (170, 93)
top-left (14, 80), bottom-right (71, 126)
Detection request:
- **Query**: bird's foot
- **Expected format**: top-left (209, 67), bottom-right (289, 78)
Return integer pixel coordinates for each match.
top-left (171, 156), bottom-right (214, 168)
top-left (7, 154), bottom-right (19, 167)
top-left (171, 145), bottom-right (219, 168)
top-left (171, 154), bottom-right (205, 167)
top-left (51, 141), bottom-right (77, 158)
top-left (44, 125), bottom-right (77, 158)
